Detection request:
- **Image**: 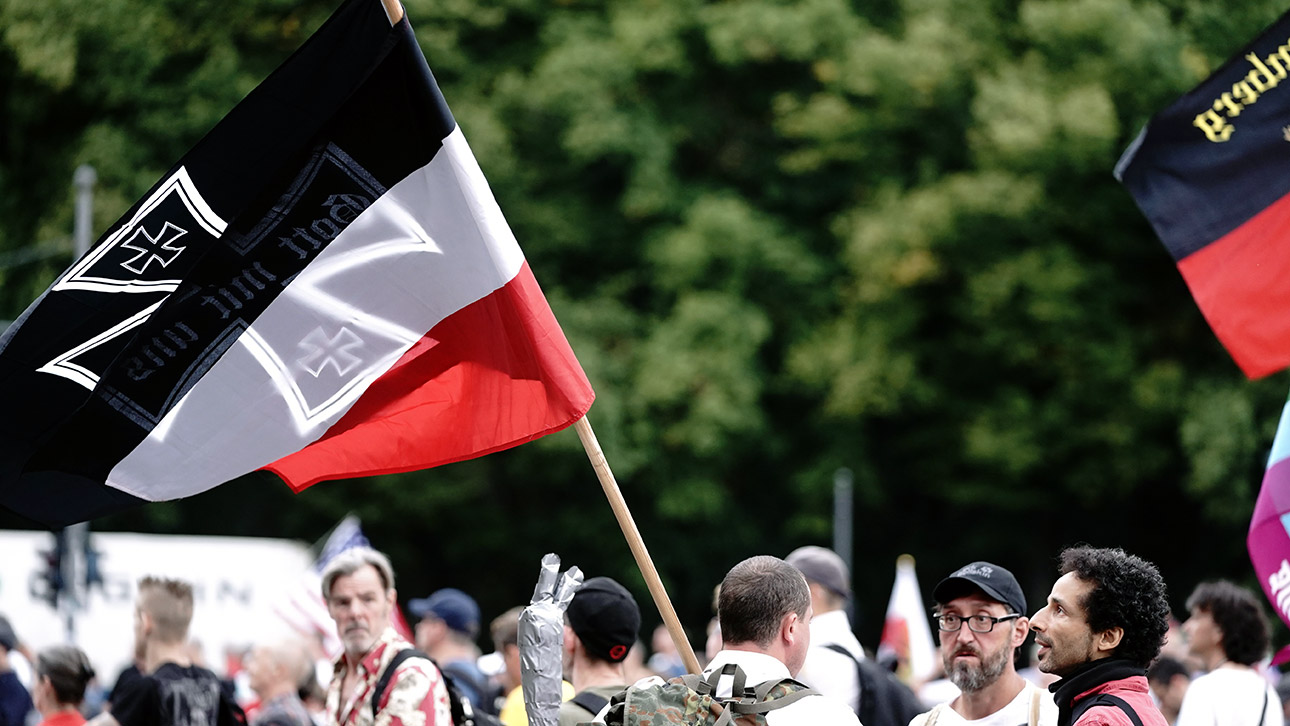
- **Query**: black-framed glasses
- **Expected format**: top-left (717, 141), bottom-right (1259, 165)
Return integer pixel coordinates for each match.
top-left (934, 613), bottom-right (1021, 633)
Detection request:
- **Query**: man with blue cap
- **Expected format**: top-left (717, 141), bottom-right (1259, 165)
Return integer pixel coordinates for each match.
top-left (410, 588), bottom-right (496, 715)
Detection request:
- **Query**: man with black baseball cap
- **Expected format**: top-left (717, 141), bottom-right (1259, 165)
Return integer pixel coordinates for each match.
top-left (556, 577), bottom-right (641, 726)
top-left (911, 561), bottom-right (1056, 726)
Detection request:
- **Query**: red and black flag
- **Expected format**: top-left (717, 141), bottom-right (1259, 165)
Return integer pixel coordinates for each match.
top-left (1116, 10), bottom-right (1290, 379)
top-left (0, 0), bottom-right (594, 527)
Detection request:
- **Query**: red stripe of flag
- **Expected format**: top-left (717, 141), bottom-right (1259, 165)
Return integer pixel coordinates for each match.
top-left (265, 262), bottom-right (592, 489)
top-left (1178, 189), bottom-right (1290, 378)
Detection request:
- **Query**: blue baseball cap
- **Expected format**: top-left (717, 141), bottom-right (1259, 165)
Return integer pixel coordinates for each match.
top-left (409, 588), bottom-right (480, 637)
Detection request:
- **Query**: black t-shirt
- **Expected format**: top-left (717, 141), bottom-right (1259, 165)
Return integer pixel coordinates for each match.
top-left (109, 664), bottom-right (143, 706)
top-left (0, 672), bottom-right (32, 726)
top-left (111, 663), bottom-right (245, 726)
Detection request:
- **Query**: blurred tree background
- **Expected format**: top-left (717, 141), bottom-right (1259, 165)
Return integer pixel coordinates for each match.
top-left (2, 0), bottom-right (1289, 654)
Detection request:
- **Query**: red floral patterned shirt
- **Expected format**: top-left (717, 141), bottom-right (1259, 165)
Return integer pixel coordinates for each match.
top-left (325, 629), bottom-right (451, 726)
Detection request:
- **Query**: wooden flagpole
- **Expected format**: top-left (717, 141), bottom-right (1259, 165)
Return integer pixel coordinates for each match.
top-left (374, 0), bottom-right (699, 677)
top-left (380, 0), bottom-right (403, 24)
top-left (574, 416), bottom-right (703, 675)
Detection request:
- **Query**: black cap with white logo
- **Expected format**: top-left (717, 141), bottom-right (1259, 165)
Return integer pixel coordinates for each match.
top-left (932, 561), bottom-right (1026, 614)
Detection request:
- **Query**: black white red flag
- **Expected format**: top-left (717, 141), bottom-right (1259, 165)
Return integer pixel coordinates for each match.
top-left (1116, 9), bottom-right (1290, 378)
top-left (0, 0), bottom-right (594, 527)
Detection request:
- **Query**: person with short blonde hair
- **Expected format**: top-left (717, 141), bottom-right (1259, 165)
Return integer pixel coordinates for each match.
top-left (85, 576), bottom-right (244, 726)
top-left (135, 578), bottom-right (194, 648)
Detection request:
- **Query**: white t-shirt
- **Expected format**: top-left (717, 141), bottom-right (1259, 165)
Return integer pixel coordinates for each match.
top-left (908, 682), bottom-right (1058, 726)
top-left (1176, 668), bottom-right (1283, 726)
top-left (795, 610), bottom-right (865, 712)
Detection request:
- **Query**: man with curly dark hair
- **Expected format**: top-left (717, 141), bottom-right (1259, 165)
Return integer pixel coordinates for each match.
top-left (1175, 581), bottom-right (1281, 726)
top-left (1030, 546), bottom-right (1170, 726)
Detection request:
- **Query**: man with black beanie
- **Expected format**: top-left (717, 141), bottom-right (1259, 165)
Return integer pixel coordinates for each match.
top-left (556, 577), bottom-right (641, 726)
top-left (1030, 546), bottom-right (1170, 726)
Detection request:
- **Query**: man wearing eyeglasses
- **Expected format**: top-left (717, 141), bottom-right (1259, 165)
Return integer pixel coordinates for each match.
top-left (911, 562), bottom-right (1057, 726)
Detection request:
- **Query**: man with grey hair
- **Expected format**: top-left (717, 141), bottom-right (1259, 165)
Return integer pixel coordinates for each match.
top-left (246, 639), bottom-right (314, 726)
top-left (320, 547), bottom-right (452, 726)
top-left (911, 561), bottom-right (1056, 726)
top-left (704, 555), bottom-right (860, 725)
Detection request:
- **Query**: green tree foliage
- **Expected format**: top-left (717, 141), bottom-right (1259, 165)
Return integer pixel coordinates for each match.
top-left (2, 0), bottom-right (1288, 647)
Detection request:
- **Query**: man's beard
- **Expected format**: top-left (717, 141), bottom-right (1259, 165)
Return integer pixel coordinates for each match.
top-left (342, 624), bottom-right (377, 658)
top-left (945, 643), bottom-right (1010, 693)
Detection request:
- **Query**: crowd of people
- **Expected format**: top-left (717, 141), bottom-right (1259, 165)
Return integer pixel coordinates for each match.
top-left (0, 544), bottom-right (1283, 726)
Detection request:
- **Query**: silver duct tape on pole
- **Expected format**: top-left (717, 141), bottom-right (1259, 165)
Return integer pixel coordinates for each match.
top-left (519, 553), bottom-right (583, 726)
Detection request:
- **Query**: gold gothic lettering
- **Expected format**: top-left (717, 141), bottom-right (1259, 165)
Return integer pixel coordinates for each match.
top-left (1193, 42), bottom-right (1290, 142)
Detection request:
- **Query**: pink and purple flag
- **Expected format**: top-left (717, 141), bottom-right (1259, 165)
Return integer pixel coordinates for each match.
top-left (1247, 392), bottom-right (1290, 664)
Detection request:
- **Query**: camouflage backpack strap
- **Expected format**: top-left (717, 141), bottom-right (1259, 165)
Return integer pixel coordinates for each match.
top-left (724, 677), bottom-right (817, 717)
top-left (677, 663), bottom-right (745, 726)
top-left (703, 663), bottom-right (748, 698)
top-left (693, 671), bottom-right (738, 726)
top-left (681, 672), bottom-right (714, 696)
